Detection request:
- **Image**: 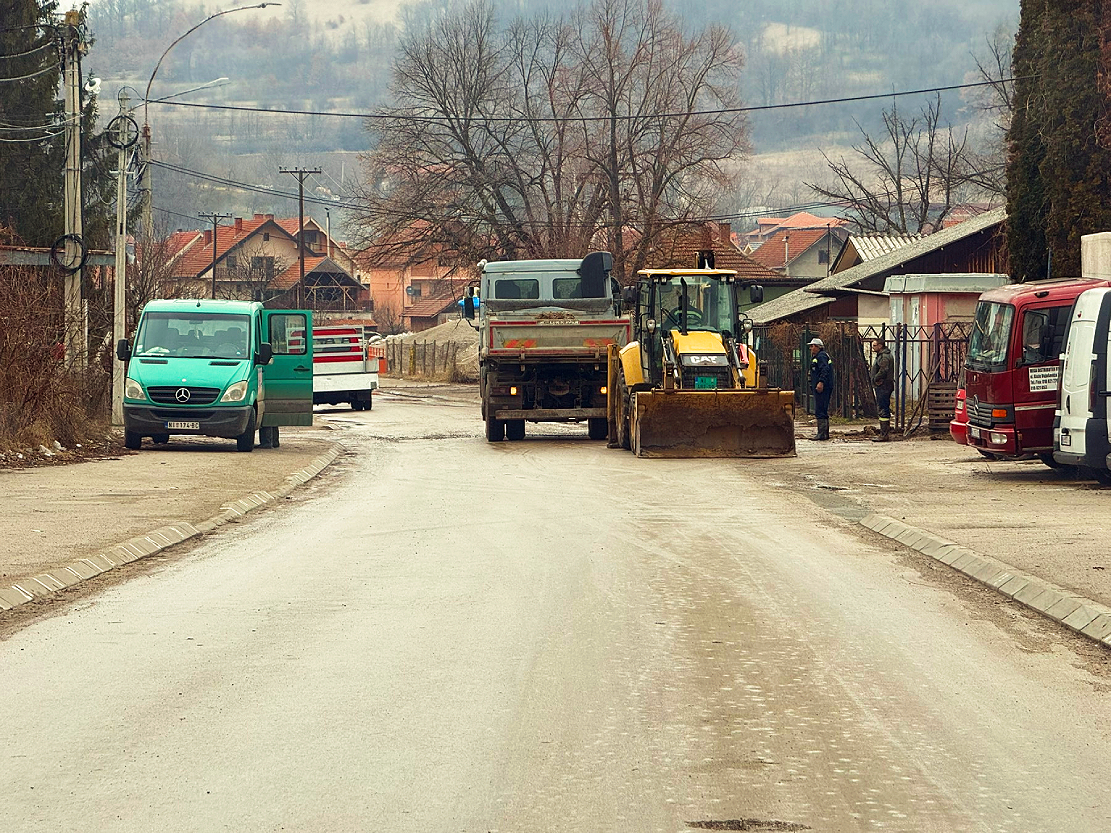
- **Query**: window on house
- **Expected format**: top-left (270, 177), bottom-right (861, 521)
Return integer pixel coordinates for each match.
top-left (226, 255), bottom-right (238, 269)
top-left (263, 233), bottom-right (270, 242)
top-left (303, 230), bottom-right (318, 246)
top-left (818, 249), bottom-right (830, 264)
top-left (250, 256), bottom-right (275, 278)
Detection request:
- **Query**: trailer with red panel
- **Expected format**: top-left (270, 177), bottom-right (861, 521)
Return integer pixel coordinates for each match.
top-left (963, 278), bottom-right (1111, 464)
top-left (311, 324), bottom-right (378, 410)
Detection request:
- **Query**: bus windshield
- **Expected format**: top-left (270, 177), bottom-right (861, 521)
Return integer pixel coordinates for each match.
top-left (655, 278), bottom-right (735, 333)
top-left (967, 301), bottom-right (1014, 371)
top-left (134, 312), bottom-right (252, 360)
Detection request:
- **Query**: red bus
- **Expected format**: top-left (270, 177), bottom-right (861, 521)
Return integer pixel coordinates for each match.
top-left (964, 278), bottom-right (1111, 465)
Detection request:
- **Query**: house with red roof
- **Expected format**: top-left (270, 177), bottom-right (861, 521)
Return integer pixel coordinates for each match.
top-left (748, 224), bottom-right (849, 282)
top-left (739, 211), bottom-right (849, 251)
top-left (164, 214), bottom-right (368, 312)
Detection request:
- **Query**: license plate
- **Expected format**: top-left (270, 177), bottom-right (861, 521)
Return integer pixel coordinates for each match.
top-left (694, 377), bottom-right (717, 390)
top-left (166, 421), bottom-right (200, 430)
top-left (968, 426), bottom-right (981, 439)
top-left (1060, 433), bottom-right (1072, 447)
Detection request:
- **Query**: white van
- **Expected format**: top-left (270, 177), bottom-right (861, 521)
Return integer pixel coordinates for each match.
top-left (1054, 287), bottom-right (1111, 481)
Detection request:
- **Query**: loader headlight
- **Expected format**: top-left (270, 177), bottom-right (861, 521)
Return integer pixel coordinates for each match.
top-left (220, 380), bottom-right (249, 403)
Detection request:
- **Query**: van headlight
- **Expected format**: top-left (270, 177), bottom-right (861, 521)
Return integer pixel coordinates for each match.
top-left (124, 377), bottom-right (144, 400)
top-left (220, 380), bottom-right (249, 403)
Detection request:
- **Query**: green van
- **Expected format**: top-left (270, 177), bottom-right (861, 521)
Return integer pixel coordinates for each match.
top-left (116, 299), bottom-right (314, 452)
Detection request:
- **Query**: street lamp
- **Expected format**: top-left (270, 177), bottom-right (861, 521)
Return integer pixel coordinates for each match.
top-left (139, 3), bottom-right (281, 238)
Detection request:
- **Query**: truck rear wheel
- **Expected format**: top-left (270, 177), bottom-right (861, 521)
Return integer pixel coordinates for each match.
top-left (485, 414), bottom-right (505, 442)
top-left (588, 417), bottom-right (608, 440)
top-left (506, 420), bottom-right (526, 441)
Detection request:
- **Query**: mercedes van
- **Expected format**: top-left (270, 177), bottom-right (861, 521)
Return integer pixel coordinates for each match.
top-left (117, 299), bottom-right (314, 451)
top-left (1054, 287), bottom-right (1111, 481)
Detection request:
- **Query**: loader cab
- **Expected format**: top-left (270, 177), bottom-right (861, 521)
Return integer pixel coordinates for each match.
top-left (634, 269), bottom-right (755, 387)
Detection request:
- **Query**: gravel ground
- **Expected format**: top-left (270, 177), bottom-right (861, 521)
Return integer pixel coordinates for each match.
top-left (0, 428), bottom-right (336, 586)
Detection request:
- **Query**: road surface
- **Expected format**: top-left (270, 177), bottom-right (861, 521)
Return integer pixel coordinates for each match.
top-left (2, 385), bottom-right (1109, 832)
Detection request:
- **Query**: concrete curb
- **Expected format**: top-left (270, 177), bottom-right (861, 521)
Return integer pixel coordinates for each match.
top-left (0, 443), bottom-right (346, 614)
top-left (860, 513), bottom-right (1111, 649)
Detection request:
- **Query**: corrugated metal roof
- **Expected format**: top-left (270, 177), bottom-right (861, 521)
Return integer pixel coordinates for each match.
top-left (750, 207), bottom-right (1007, 324)
top-left (851, 232), bottom-right (922, 262)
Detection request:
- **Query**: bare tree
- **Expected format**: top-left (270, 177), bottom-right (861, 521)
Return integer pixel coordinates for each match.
top-left (960, 25), bottom-right (1016, 197)
top-left (351, 0), bottom-right (748, 279)
top-left (806, 95), bottom-right (972, 234)
top-left (374, 301), bottom-right (405, 336)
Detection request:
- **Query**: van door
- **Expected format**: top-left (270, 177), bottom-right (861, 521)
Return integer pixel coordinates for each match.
top-left (1058, 290), bottom-right (1109, 462)
top-left (261, 310), bottom-right (314, 427)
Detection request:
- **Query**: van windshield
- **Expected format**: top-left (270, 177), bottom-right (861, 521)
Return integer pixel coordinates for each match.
top-left (967, 301), bottom-right (1014, 371)
top-left (134, 312), bottom-right (251, 359)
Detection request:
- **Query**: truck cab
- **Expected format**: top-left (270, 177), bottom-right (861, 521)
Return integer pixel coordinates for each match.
top-left (964, 279), bottom-right (1110, 465)
top-left (118, 299), bottom-right (313, 452)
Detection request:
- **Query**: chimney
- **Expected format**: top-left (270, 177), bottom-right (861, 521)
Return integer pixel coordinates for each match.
top-left (784, 233), bottom-right (790, 275)
top-left (204, 230), bottom-right (212, 246)
top-left (234, 218), bottom-right (244, 232)
top-left (253, 213), bottom-right (265, 221)
top-left (720, 223), bottom-right (731, 247)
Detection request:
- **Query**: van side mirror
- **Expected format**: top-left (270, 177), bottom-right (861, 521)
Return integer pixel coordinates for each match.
top-left (116, 338), bottom-right (131, 362)
top-left (255, 343), bottom-right (273, 365)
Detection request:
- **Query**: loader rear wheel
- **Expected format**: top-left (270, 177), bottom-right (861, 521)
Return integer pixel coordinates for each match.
top-left (506, 420), bottom-right (526, 441)
top-left (588, 417), bottom-right (608, 440)
top-left (485, 414), bottom-right (505, 442)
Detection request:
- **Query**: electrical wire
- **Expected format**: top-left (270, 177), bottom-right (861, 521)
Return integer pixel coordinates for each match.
top-left (145, 77), bottom-right (1022, 124)
top-left (0, 41), bottom-right (54, 60)
top-left (153, 204), bottom-right (204, 223)
top-left (0, 62), bottom-right (61, 83)
top-left (0, 129), bottom-right (63, 143)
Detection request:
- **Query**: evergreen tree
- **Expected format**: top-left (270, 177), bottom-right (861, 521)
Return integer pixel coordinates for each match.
top-left (1006, 0), bottom-right (1111, 280)
top-left (0, 1), bottom-right (112, 248)
top-left (0, 0), bottom-right (63, 245)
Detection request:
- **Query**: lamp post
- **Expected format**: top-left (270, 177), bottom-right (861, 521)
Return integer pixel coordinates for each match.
top-left (139, 4), bottom-right (281, 240)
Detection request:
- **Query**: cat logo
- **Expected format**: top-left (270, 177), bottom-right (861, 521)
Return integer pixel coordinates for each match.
top-left (687, 355), bottom-right (722, 365)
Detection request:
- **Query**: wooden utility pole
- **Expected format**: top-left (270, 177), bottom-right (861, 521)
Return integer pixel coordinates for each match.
top-left (199, 212), bottom-right (232, 298)
top-left (62, 11), bottom-right (87, 366)
top-left (279, 167), bottom-right (321, 303)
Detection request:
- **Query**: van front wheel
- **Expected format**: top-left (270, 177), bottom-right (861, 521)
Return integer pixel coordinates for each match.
top-left (237, 410), bottom-right (256, 452)
top-left (124, 430), bottom-right (142, 450)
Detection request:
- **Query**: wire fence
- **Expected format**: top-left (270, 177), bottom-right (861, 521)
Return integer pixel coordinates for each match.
top-left (754, 321), bottom-right (972, 432)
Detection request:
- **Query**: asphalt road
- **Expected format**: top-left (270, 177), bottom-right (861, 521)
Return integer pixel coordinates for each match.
top-left (2, 385), bottom-right (1110, 832)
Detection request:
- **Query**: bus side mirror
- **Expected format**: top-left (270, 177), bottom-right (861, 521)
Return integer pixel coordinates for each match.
top-left (116, 339), bottom-right (131, 362)
top-left (255, 343), bottom-right (273, 365)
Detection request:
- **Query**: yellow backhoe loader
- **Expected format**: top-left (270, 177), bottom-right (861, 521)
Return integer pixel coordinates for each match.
top-left (607, 268), bottom-right (796, 458)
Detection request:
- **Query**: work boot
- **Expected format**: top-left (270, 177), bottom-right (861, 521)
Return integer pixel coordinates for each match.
top-left (872, 420), bottom-right (890, 442)
top-left (815, 418), bottom-right (830, 441)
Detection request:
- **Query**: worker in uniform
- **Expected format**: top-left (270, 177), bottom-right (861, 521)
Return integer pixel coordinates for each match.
top-left (809, 337), bottom-right (833, 441)
top-left (870, 337), bottom-right (895, 442)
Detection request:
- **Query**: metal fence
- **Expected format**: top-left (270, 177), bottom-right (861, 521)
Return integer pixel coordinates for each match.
top-left (754, 321), bottom-right (972, 432)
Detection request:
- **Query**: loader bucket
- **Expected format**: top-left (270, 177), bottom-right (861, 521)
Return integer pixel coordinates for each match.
top-left (631, 389), bottom-right (796, 458)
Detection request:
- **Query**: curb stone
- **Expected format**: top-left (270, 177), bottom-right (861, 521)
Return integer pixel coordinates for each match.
top-left (0, 443), bottom-right (345, 615)
top-left (859, 512), bottom-right (1111, 650)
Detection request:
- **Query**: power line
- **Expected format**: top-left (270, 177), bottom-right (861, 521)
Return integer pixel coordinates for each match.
top-left (151, 159), bottom-right (357, 210)
top-left (145, 77), bottom-right (1021, 124)
top-left (0, 42), bottom-right (55, 60)
top-left (0, 62), bottom-right (61, 83)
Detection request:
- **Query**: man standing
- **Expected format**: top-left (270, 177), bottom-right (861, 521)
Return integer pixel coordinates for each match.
top-left (870, 337), bottom-right (895, 442)
top-left (809, 337), bottom-right (833, 441)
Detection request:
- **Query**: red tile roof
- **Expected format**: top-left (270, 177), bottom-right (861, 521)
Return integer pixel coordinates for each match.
top-left (405, 286), bottom-right (461, 319)
top-left (172, 217), bottom-right (292, 278)
top-left (749, 228), bottom-right (833, 269)
top-left (165, 231), bottom-right (202, 260)
top-left (646, 222), bottom-right (786, 283)
top-left (269, 256), bottom-right (359, 291)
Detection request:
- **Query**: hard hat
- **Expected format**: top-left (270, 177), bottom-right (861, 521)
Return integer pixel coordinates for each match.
top-left (808, 337), bottom-right (824, 347)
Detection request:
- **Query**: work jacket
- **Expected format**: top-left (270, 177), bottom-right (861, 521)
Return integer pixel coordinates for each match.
top-left (811, 349), bottom-right (833, 394)
top-left (870, 346), bottom-right (894, 389)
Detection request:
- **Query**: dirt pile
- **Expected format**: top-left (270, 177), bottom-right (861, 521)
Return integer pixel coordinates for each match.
top-left (385, 319), bottom-right (480, 383)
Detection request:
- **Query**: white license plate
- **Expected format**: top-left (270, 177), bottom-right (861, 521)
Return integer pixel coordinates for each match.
top-left (166, 421), bottom-right (200, 430)
top-left (1060, 433), bottom-right (1072, 447)
top-left (968, 426), bottom-right (981, 439)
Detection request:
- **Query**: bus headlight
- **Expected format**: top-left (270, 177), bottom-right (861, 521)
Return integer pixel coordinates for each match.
top-left (220, 380), bottom-right (249, 403)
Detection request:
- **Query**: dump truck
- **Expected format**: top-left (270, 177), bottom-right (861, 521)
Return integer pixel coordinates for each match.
top-left (607, 268), bottom-right (796, 458)
top-left (462, 252), bottom-right (631, 442)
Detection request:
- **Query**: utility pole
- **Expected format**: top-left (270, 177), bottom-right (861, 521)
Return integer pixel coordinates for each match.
top-left (199, 212), bottom-right (232, 299)
top-left (110, 93), bottom-right (139, 426)
top-left (280, 167), bottom-right (321, 304)
top-left (62, 11), bottom-right (87, 366)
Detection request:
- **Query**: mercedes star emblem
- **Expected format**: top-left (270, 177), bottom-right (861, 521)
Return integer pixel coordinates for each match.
top-left (175, 387), bottom-right (192, 403)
